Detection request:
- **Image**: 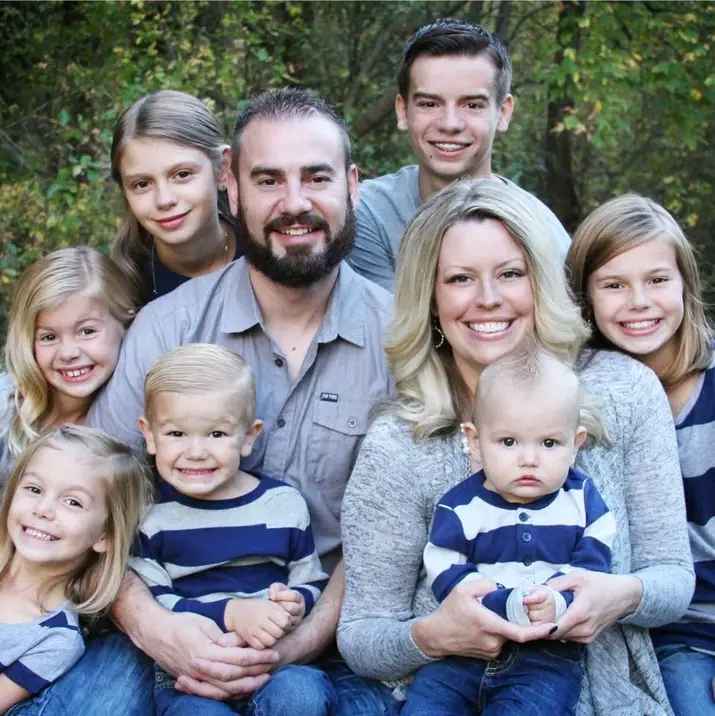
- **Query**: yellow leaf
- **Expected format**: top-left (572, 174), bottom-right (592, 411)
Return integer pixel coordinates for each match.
top-left (691, 88), bottom-right (703, 101)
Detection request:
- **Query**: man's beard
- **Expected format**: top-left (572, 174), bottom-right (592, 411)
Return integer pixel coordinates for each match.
top-left (237, 197), bottom-right (356, 288)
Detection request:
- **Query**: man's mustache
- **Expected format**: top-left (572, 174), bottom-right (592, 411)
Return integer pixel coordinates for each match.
top-left (264, 212), bottom-right (330, 235)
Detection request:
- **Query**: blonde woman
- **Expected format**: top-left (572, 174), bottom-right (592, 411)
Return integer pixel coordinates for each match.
top-left (568, 194), bottom-right (714, 715)
top-left (0, 425), bottom-right (150, 713)
top-left (1, 247), bottom-right (136, 482)
top-left (339, 178), bottom-right (693, 715)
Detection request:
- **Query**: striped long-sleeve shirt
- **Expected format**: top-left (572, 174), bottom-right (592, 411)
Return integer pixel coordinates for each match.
top-left (652, 360), bottom-right (715, 652)
top-left (424, 468), bottom-right (615, 622)
top-left (130, 475), bottom-right (328, 631)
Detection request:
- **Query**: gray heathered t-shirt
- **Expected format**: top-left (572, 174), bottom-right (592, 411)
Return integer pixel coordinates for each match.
top-left (1, 606), bottom-right (84, 695)
top-left (349, 165), bottom-right (571, 291)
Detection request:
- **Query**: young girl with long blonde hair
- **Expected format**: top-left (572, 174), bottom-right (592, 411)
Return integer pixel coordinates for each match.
top-left (567, 193), bottom-right (714, 716)
top-left (1, 247), bottom-right (136, 481)
top-left (0, 425), bottom-right (150, 713)
top-left (110, 90), bottom-right (240, 305)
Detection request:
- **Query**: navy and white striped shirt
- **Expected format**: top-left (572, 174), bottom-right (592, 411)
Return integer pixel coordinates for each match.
top-left (131, 475), bottom-right (328, 631)
top-left (652, 361), bottom-right (715, 652)
top-left (424, 468), bottom-right (615, 620)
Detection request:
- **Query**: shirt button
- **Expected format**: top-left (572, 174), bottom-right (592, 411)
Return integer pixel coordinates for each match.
top-left (276, 418), bottom-right (286, 428)
top-left (519, 512), bottom-right (529, 522)
top-left (274, 357), bottom-right (284, 367)
top-left (524, 560), bottom-right (532, 567)
top-left (521, 532), bottom-right (532, 543)
top-left (347, 417), bottom-right (358, 429)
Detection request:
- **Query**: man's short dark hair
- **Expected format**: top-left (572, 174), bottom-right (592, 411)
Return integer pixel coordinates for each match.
top-left (232, 87), bottom-right (352, 171)
top-left (397, 19), bottom-right (512, 105)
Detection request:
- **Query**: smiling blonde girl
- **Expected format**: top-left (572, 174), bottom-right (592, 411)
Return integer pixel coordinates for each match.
top-left (0, 425), bottom-right (150, 714)
top-left (1, 247), bottom-right (136, 482)
top-left (111, 90), bottom-right (240, 305)
top-left (568, 193), bottom-right (714, 715)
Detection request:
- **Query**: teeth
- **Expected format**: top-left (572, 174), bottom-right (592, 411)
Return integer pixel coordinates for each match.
top-left (281, 227), bottom-right (311, 236)
top-left (469, 321), bottom-right (509, 334)
top-left (59, 367), bottom-right (91, 378)
top-left (24, 527), bottom-right (57, 541)
top-left (433, 142), bottom-right (467, 151)
top-left (623, 320), bottom-right (659, 329)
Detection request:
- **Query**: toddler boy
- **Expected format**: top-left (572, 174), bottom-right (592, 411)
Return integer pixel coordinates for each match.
top-left (403, 347), bottom-right (616, 716)
top-left (131, 344), bottom-right (332, 715)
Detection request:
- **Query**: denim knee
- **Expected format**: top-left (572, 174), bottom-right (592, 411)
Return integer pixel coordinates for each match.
top-left (248, 664), bottom-right (335, 716)
top-left (8, 631), bottom-right (153, 716)
top-left (656, 643), bottom-right (715, 716)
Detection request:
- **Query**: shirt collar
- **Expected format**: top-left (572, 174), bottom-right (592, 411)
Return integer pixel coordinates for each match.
top-left (315, 262), bottom-right (365, 347)
top-left (219, 258), bottom-right (262, 334)
top-left (219, 259), bottom-right (366, 347)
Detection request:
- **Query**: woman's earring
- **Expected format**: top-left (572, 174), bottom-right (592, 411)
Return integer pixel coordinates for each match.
top-left (433, 322), bottom-right (446, 350)
top-left (459, 423), bottom-right (471, 456)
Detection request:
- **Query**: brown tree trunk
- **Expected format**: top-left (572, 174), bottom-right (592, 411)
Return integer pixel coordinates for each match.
top-left (544, 0), bottom-right (586, 233)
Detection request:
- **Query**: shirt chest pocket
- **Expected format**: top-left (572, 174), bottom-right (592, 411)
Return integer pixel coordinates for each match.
top-left (309, 398), bottom-right (372, 517)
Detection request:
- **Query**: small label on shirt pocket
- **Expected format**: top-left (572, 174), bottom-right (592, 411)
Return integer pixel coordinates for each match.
top-left (313, 397), bottom-right (370, 436)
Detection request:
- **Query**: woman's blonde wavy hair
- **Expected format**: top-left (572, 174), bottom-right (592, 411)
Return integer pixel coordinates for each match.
top-left (386, 178), bottom-right (589, 439)
top-left (567, 194), bottom-right (713, 386)
top-left (0, 425), bottom-right (152, 616)
top-left (4, 247), bottom-right (136, 458)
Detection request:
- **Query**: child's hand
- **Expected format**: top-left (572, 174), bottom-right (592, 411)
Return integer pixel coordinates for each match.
top-left (523, 586), bottom-right (556, 624)
top-left (268, 582), bottom-right (306, 630)
top-left (224, 597), bottom-right (293, 649)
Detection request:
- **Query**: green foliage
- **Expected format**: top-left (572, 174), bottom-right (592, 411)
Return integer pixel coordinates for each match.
top-left (1, 0), bottom-right (715, 341)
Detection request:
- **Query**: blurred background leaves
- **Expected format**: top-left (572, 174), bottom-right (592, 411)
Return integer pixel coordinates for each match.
top-left (1, 0), bottom-right (713, 341)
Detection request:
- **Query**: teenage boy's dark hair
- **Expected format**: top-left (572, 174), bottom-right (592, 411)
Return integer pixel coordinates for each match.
top-left (397, 19), bottom-right (512, 105)
top-left (232, 87), bottom-right (352, 171)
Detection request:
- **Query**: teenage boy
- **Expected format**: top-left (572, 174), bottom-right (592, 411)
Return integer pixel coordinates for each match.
top-left (350, 19), bottom-right (570, 291)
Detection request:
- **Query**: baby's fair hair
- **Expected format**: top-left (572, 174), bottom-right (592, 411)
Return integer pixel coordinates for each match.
top-left (0, 425), bottom-right (151, 616)
top-left (4, 247), bottom-right (137, 459)
top-left (144, 344), bottom-right (256, 427)
top-left (475, 345), bottom-right (606, 445)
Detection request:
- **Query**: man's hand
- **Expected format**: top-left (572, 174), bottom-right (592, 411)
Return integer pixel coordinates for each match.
top-left (224, 598), bottom-right (293, 649)
top-left (523, 586), bottom-right (556, 624)
top-left (150, 611), bottom-right (278, 700)
top-left (269, 582), bottom-right (305, 629)
top-left (113, 572), bottom-right (277, 701)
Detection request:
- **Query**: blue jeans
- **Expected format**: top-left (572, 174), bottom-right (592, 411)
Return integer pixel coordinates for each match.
top-left (402, 641), bottom-right (584, 716)
top-left (7, 631), bottom-right (154, 716)
top-left (319, 656), bottom-right (400, 716)
top-left (656, 643), bottom-right (715, 715)
top-left (154, 663), bottom-right (335, 715)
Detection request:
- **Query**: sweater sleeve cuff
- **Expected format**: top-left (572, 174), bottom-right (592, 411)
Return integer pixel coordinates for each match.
top-left (619, 567), bottom-right (693, 628)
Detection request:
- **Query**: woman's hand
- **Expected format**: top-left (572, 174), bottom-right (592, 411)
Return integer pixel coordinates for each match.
top-left (412, 579), bottom-right (556, 660)
top-left (547, 570), bottom-right (643, 643)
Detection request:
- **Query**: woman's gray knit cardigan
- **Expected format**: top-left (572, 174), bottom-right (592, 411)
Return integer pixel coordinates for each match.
top-left (339, 350), bottom-right (694, 716)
